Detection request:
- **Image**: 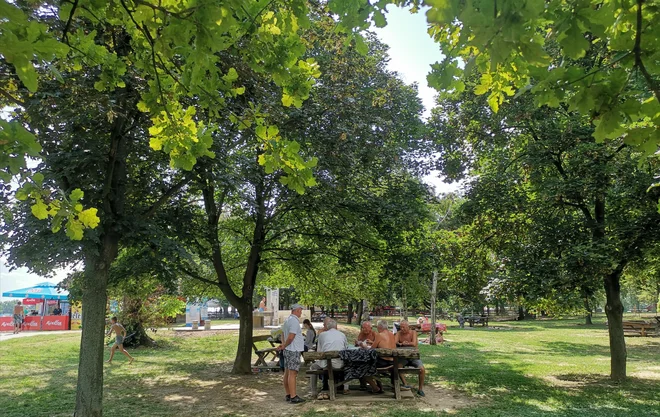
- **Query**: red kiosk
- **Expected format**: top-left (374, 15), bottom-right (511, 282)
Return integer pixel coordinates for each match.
top-left (1, 282), bottom-right (70, 331)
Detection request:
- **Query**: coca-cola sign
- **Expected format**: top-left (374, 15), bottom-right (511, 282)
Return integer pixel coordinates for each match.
top-left (45, 320), bottom-right (62, 326)
top-left (0, 320), bottom-right (14, 328)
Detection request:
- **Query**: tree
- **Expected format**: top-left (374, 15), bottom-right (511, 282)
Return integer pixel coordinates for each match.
top-left (424, 0), bottom-right (660, 169)
top-left (0, 2), bottom-right (344, 415)
top-left (431, 78), bottom-right (660, 380)
top-left (158, 23), bottom-right (427, 373)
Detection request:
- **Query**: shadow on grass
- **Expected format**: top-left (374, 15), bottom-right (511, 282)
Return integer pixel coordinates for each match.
top-left (424, 341), bottom-right (660, 417)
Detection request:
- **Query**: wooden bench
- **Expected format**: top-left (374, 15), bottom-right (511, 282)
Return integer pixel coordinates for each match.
top-left (302, 348), bottom-right (420, 400)
top-left (622, 320), bottom-right (658, 337)
top-left (252, 335), bottom-right (279, 367)
top-left (467, 316), bottom-right (489, 327)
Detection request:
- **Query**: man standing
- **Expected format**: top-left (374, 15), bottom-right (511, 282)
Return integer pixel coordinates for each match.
top-left (277, 303), bottom-right (305, 403)
top-left (13, 301), bottom-right (23, 334)
top-left (395, 320), bottom-right (426, 397)
top-left (106, 317), bottom-right (134, 364)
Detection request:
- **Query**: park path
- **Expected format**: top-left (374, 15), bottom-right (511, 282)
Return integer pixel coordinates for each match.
top-left (0, 330), bottom-right (79, 342)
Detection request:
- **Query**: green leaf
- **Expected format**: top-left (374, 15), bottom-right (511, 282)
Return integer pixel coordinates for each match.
top-left (373, 10), bottom-right (387, 28)
top-left (559, 23), bottom-right (590, 60)
top-left (32, 172), bottom-right (44, 185)
top-left (69, 188), bottom-right (84, 202)
top-left (282, 93), bottom-right (294, 107)
top-left (78, 208), bottom-right (100, 228)
top-left (354, 34), bottom-right (368, 55)
top-left (223, 68), bottom-right (239, 83)
top-left (31, 200), bottom-right (49, 220)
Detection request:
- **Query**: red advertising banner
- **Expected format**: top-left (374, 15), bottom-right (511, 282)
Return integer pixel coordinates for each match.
top-left (42, 316), bottom-right (69, 331)
top-left (0, 317), bottom-right (14, 332)
top-left (23, 316), bottom-right (41, 331)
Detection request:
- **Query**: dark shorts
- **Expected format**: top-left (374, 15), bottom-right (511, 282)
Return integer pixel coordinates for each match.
top-left (282, 349), bottom-right (302, 371)
top-left (13, 314), bottom-right (23, 325)
top-left (114, 336), bottom-right (124, 346)
top-left (398, 358), bottom-right (424, 368)
top-left (376, 357), bottom-right (394, 369)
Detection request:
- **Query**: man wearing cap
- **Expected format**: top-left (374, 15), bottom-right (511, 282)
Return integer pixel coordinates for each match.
top-left (277, 303), bottom-right (306, 404)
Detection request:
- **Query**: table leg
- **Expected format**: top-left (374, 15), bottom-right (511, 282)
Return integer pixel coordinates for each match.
top-left (393, 365), bottom-right (401, 400)
top-left (328, 359), bottom-right (336, 400)
top-left (310, 375), bottom-right (318, 398)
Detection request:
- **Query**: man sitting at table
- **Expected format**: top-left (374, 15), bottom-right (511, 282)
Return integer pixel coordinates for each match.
top-left (362, 320), bottom-right (396, 394)
top-left (395, 320), bottom-right (426, 397)
top-left (354, 321), bottom-right (377, 347)
top-left (310, 318), bottom-right (348, 397)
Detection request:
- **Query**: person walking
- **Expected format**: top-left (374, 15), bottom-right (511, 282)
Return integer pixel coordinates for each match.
top-left (106, 317), bottom-right (134, 364)
top-left (13, 301), bottom-right (24, 334)
top-left (277, 304), bottom-right (305, 404)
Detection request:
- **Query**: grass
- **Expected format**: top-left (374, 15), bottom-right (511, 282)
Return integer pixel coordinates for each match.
top-left (0, 315), bottom-right (658, 417)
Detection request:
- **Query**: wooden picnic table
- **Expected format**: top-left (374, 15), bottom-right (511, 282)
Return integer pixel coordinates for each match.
top-left (622, 320), bottom-right (658, 337)
top-left (252, 335), bottom-right (280, 367)
top-left (466, 316), bottom-right (488, 327)
top-left (302, 348), bottom-right (420, 401)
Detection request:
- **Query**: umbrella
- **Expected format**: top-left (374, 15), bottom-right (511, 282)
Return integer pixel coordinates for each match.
top-left (2, 281), bottom-right (69, 300)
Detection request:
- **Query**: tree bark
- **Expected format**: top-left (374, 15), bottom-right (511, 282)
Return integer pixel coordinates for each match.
top-left (604, 267), bottom-right (627, 381)
top-left (356, 299), bottom-right (364, 325)
top-left (74, 242), bottom-right (117, 417)
top-left (234, 304), bottom-right (254, 373)
top-left (402, 285), bottom-right (408, 321)
top-left (584, 296), bottom-right (593, 325)
top-left (517, 306), bottom-right (525, 321)
top-left (430, 271), bottom-right (438, 345)
top-left (346, 302), bottom-right (353, 325)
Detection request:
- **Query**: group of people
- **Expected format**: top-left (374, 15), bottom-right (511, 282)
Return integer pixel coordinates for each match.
top-left (275, 304), bottom-right (426, 404)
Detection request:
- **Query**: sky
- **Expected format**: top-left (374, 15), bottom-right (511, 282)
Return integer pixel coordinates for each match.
top-left (1, 7), bottom-right (461, 298)
top-left (372, 5), bottom-right (463, 196)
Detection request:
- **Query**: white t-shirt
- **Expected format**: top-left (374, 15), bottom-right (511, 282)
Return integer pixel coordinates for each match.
top-left (282, 314), bottom-right (304, 352)
top-left (316, 328), bottom-right (347, 369)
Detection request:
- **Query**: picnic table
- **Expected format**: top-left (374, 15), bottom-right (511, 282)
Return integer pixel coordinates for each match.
top-left (302, 348), bottom-right (420, 401)
top-left (622, 320), bottom-right (658, 337)
top-left (251, 335), bottom-right (280, 367)
top-left (466, 316), bottom-right (489, 327)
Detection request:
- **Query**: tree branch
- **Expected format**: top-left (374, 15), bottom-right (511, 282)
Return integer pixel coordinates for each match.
top-left (141, 176), bottom-right (192, 219)
top-left (61, 0), bottom-right (79, 43)
top-left (0, 88), bottom-right (26, 107)
top-left (633, 0), bottom-right (660, 102)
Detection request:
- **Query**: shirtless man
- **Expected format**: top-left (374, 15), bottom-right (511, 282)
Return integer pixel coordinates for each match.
top-left (362, 320), bottom-right (396, 394)
top-left (13, 301), bottom-right (24, 334)
top-left (395, 320), bottom-right (426, 396)
top-left (106, 317), bottom-right (134, 364)
top-left (354, 321), bottom-right (377, 347)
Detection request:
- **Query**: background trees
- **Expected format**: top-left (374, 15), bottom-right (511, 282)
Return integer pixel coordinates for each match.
top-left (430, 77), bottom-right (660, 380)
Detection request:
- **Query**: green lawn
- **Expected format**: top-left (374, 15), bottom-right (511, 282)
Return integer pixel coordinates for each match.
top-left (0, 315), bottom-right (658, 417)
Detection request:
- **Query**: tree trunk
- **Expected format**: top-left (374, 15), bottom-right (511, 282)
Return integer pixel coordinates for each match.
top-left (233, 305), bottom-right (254, 374)
top-left (517, 306), bottom-right (525, 321)
top-left (430, 271), bottom-right (438, 346)
top-left (604, 268), bottom-right (627, 381)
top-left (584, 296), bottom-right (593, 325)
top-left (360, 300), bottom-right (369, 323)
top-left (347, 303), bottom-right (353, 325)
top-left (74, 248), bottom-right (115, 417)
top-left (402, 285), bottom-right (408, 321)
top-left (356, 300), bottom-right (364, 325)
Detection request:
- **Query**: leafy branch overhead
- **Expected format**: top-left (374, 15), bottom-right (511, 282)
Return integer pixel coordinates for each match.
top-left (424, 0), bottom-right (660, 158)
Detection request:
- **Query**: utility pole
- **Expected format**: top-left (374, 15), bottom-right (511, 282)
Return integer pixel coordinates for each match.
top-left (430, 270), bottom-right (438, 345)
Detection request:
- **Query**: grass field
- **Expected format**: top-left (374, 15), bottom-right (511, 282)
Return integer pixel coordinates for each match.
top-left (0, 315), bottom-right (658, 417)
